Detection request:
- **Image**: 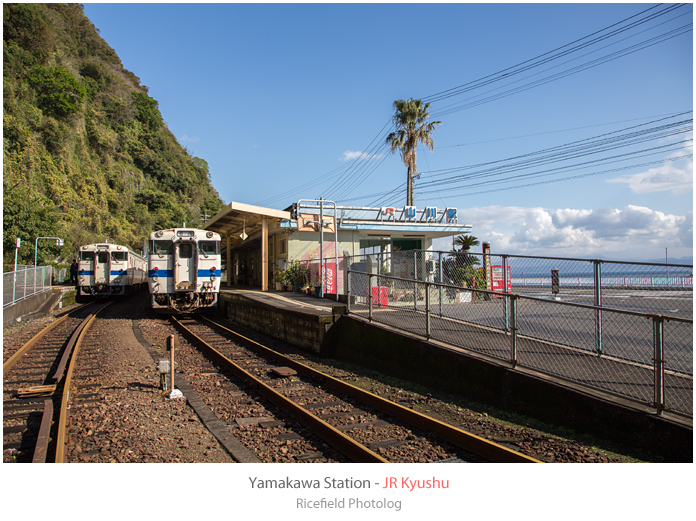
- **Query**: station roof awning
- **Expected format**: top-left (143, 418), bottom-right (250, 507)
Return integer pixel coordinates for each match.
top-left (203, 201), bottom-right (290, 240)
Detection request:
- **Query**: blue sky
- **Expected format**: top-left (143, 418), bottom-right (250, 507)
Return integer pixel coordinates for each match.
top-left (81, 2), bottom-right (693, 261)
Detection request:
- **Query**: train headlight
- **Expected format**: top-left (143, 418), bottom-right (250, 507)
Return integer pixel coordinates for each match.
top-left (206, 231), bottom-right (213, 238)
top-left (153, 275), bottom-right (159, 282)
top-left (155, 230), bottom-right (163, 238)
top-left (210, 274), bottom-right (216, 281)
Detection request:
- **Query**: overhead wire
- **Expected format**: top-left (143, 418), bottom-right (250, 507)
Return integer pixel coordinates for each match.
top-left (424, 3), bottom-right (687, 104)
top-left (436, 154), bottom-right (693, 199)
top-left (422, 112), bottom-right (693, 180)
top-left (265, 4), bottom-right (692, 206)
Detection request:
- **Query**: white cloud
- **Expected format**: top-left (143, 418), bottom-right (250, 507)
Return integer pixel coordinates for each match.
top-left (434, 205), bottom-right (693, 260)
top-left (179, 134), bottom-right (200, 143)
top-left (340, 150), bottom-right (384, 162)
top-left (607, 159), bottom-right (693, 195)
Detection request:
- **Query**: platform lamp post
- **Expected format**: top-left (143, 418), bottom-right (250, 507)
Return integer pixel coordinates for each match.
top-left (34, 237), bottom-right (63, 293)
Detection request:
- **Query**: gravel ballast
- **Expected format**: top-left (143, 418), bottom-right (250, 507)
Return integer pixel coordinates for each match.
top-left (3, 292), bottom-right (657, 463)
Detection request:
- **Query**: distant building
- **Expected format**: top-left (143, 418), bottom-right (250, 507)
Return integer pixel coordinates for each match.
top-left (204, 201), bottom-right (472, 291)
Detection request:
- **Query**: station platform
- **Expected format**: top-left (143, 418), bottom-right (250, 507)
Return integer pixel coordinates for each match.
top-left (219, 287), bottom-right (346, 316)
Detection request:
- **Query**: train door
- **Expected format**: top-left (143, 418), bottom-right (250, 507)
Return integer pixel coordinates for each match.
top-left (174, 241), bottom-right (196, 291)
top-left (95, 250), bottom-right (110, 284)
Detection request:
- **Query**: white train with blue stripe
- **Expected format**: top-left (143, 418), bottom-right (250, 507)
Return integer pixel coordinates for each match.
top-left (148, 227), bottom-right (221, 311)
top-left (77, 243), bottom-right (147, 298)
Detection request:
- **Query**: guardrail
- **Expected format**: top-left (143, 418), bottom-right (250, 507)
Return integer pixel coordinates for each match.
top-left (297, 250), bottom-right (692, 319)
top-left (346, 269), bottom-right (693, 418)
top-left (3, 266), bottom-right (54, 307)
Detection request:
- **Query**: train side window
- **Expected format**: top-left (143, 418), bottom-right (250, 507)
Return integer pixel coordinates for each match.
top-left (152, 240), bottom-right (173, 255)
top-left (112, 252), bottom-right (127, 261)
top-left (80, 252), bottom-right (94, 261)
top-left (199, 241), bottom-right (219, 255)
top-left (179, 243), bottom-right (193, 259)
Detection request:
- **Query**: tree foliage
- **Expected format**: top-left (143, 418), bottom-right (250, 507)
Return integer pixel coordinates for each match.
top-left (3, 3), bottom-right (225, 270)
top-left (27, 65), bottom-right (87, 119)
top-left (386, 98), bottom-right (441, 207)
top-left (453, 234), bottom-right (480, 253)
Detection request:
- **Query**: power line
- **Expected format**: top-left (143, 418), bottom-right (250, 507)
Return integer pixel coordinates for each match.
top-left (260, 4), bottom-right (692, 207)
top-left (432, 154), bottom-right (693, 199)
top-left (435, 111), bottom-right (690, 148)
top-left (424, 4), bottom-right (688, 104)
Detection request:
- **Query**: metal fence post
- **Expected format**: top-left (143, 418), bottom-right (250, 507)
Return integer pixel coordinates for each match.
top-left (594, 260), bottom-right (603, 355)
top-left (509, 294), bottom-right (518, 366)
top-left (503, 255), bottom-right (509, 332)
top-left (438, 251), bottom-right (443, 317)
top-left (368, 273), bottom-right (373, 322)
top-left (653, 315), bottom-right (665, 415)
top-left (346, 267), bottom-right (351, 315)
top-left (425, 281), bottom-right (431, 339)
top-left (413, 250), bottom-right (418, 312)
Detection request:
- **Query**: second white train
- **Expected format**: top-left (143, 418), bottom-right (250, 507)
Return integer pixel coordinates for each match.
top-left (77, 243), bottom-right (147, 298)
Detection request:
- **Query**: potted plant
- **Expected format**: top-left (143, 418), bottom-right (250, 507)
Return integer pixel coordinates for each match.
top-left (275, 269), bottom-right (286, 291)
top-left (285, 260), bottom-right (309, 292)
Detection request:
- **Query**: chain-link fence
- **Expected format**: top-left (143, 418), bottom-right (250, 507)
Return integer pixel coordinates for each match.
top-left (3, 266), bottom-right (55, 307)
top-left (346, 265), bottom-right (693, 418)
top-left (336, 249), bottom-right (692, 315)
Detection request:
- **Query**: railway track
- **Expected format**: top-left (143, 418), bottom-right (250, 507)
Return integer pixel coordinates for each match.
top-left (3, 302), bottom-right (109, 462)
top-left (170, 314), bottom-right (540, 463)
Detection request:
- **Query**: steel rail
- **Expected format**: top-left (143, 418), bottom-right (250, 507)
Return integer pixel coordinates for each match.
top-left (54, 302), bottom-right (111, 463)
top-left (3, 314), bottom-right (70, 376)
top-left (169, 315), bottom-right (388, 463)
top-left (197, 315), bottom-right (540, 463)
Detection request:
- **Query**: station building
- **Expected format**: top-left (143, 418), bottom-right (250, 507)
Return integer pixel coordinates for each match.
top-left (203, 200), bottom-right (472, 292)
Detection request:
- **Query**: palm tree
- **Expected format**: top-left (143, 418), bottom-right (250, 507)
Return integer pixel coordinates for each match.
top-left (453, 234), bottom-right (480, 253)
top-left (451, 235), bottom-right (481, 286)
top-left (386, 98), bottom-right (441, 207)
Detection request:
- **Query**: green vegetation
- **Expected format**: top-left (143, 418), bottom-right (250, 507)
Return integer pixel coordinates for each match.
top-left (386, 98), bottom-right (441, 207)
top-left (3, 4), bottom-right (225, 270)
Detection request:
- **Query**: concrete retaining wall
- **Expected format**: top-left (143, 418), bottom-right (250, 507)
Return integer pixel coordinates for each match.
top-left (219, 293), bottom-right (338, 354)
top-left (3, 288), bottom-right (76, 328)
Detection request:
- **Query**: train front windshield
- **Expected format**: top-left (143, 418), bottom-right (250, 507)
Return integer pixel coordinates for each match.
top-left (151, 240), bottom-right (173, 255)
top-left (198, 241), bottom-right (219, 255)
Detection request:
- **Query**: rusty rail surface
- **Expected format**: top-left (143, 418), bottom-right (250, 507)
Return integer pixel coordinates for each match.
top-left (4, 302), bottom-right (110, 463)
top-left (174, 314), bottom-right (539, 463)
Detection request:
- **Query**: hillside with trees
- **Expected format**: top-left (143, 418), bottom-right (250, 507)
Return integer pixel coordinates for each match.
top-left (3, 3), bottom-right (225, 270)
